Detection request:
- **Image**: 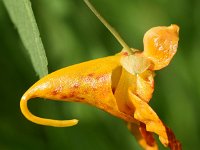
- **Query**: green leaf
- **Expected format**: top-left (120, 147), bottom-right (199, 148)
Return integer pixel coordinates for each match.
top-left (3, 0), bottom-right (48, 78)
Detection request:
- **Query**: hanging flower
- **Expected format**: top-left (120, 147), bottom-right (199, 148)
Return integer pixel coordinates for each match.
top-left (20, 1), bottom-right (181, 149)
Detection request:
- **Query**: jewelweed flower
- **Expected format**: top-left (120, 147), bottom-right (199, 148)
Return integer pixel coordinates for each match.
top-left (20, 1), bottom-right (181, 149)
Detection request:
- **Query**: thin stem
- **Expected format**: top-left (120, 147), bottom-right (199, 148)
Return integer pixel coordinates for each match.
top-left (84, 0), bottom-right (133, 53)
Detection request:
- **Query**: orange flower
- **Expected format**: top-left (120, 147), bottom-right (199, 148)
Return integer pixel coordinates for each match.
top-left (20, 1), bottom-right (181, 149)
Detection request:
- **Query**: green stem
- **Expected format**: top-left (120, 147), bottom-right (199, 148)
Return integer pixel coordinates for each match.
top-left (84, 0), bottom-right (134, 53)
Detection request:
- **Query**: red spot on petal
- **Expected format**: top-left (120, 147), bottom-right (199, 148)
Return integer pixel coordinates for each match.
top-left (60, 95), bottom-right (68, 99)
top-left (139, 122), bottom-right (156, 147)
top-left (88, 73), bottom-right (95, 77)
top-left (60, 91), bottom-right (76, 99)
top-left (95, 74), bottom-right (108, 82)
top-left (51, 86), bottom-right (63, 95)
top-left (165, 126), bottom-right (182, 150)
top-left (51, 90), bottom-right (58, 95)
top-left (77, 96), bottom-right (85, 100)
top-left (122, 52), bottom-right (129, 56)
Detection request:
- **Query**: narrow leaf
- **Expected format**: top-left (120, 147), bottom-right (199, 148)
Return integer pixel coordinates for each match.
top-left (3, 0), bottom-right (48, 78)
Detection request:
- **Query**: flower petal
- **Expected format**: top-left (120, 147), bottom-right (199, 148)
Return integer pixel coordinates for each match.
top-left (120, 53), bottom-right (151, 75)
top-left (143, 25), bottom-right (179, 70)
top-left (127, 122), bottom-right (158, 150)
top-left (20, 55), bottom-right (137, 127)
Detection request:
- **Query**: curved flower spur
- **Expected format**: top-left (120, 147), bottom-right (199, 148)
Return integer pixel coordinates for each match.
top-left (20, 0), bottom-right (181, 149)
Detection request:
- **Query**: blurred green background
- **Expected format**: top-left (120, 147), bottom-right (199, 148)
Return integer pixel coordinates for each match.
top-left (0, 0), bottom-right (200, 149)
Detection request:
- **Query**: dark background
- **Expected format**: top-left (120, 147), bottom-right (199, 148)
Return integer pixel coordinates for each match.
top-left (0, 0), bottom-right (199, 149)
